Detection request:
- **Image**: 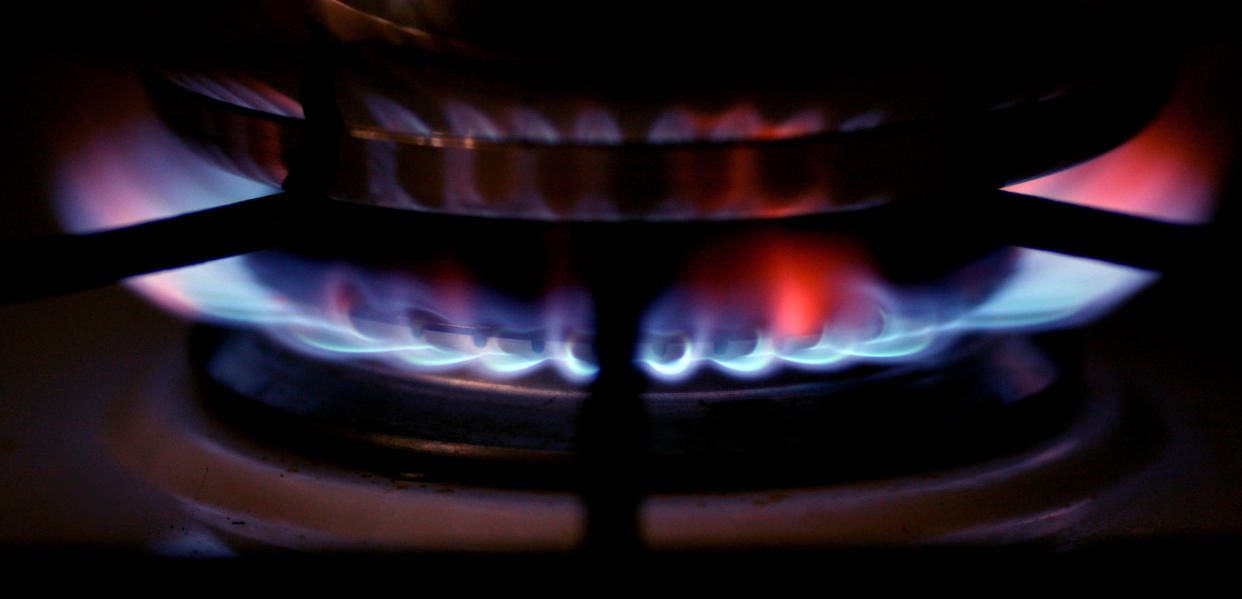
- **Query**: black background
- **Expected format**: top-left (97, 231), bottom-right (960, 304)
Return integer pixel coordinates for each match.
top-left (2, 1), bottom-right (1242, 561)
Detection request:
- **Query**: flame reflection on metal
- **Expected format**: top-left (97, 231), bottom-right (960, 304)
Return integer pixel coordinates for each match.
top-left (359, 92), bottom-right (840, 145)
top-left (162, 71), bottom-right (304, 119)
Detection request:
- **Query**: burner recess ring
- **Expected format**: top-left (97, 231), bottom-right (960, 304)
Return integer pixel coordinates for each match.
top-left (193, 326), bottom-right (1086, 487)
top-left (106, 335), bottom-right (1164, 551)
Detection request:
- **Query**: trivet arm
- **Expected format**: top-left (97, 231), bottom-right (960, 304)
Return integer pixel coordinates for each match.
top-left (0, 192), bottom-right (300, 303)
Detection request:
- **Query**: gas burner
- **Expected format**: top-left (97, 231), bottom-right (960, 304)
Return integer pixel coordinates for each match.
top-left (6, 3), bottom-right (1242, 557)
top-left (193, 326), bottom-right (1073, 477)
top-left (108, 333), bottom-right (1162, 551)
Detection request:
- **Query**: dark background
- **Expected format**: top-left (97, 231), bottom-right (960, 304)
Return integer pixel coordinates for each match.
top-left (2, 2), bottom-right (1242, 555)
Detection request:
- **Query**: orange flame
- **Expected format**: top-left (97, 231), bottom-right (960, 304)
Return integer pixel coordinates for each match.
top-left (677, 233), bottom-right (868, 338)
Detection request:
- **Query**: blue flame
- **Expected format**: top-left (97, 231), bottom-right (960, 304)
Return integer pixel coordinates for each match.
top-left (635, 253), bottom-right (1154, 382)
top-left (56, 88), bottom-right (1217, 385)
